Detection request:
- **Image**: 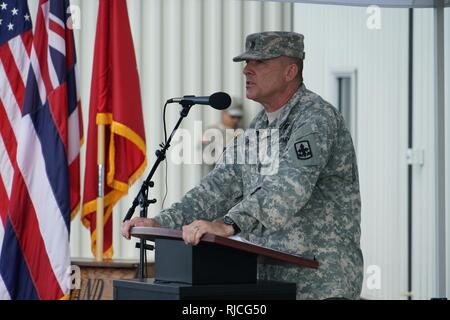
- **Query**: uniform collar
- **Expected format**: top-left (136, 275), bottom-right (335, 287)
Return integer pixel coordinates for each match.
top-left (255, 83), bottom-right (307, 129)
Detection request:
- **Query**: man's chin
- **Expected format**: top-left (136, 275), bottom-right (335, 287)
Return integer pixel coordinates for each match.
top-left (246, 90), bottom-right (258, 101)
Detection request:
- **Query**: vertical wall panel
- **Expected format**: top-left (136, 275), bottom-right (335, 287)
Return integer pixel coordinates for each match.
top-left (128, 0), bottom-right (165, 261)
top-left (162, 0), bottom-right (183, 209)
top-left (69, 0), bottom-right (82, 258)
top-left (412, 9), bottom-right (443, 300)
top-left (294, 4), bottom-right (409, 299)
top-left (283, 2), bottom-right (293, 31)
top-left (74, 0), bottom-right (98, 259)
top-left (141, 0), bottom-right (163, 219)
top-left (242, 1), bottom-right (264, 122)
top-left (445, 7), bottom-right (450, 300)
top-left (263, 1), bottom-right (284, 30)
top-left (181, 0), bottom-right (204, 197)
top-left (223, 1), bottom-right (244, 100)
top-left (202, 0), bottom-right (223, 127)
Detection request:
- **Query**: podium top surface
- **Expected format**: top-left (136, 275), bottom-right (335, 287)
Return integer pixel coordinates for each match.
top-left (131, 227), bottom-right (319, 269)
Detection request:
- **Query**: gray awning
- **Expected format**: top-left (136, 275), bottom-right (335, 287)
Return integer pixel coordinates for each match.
top-left (256, 0), bottom-right (450, 8)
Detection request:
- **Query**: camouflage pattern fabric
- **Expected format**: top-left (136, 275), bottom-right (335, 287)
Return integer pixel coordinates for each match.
top-left (154, 84), bottom-right (363, 300)
top-left (233, 31), bottom-right (305, 62)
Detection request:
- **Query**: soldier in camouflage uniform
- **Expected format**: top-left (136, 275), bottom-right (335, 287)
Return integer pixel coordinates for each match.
top-left (122, 31), bottom-right (363, 299)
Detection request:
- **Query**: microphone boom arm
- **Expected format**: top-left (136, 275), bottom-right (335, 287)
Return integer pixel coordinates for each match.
top-left (123, 104), bottom-right (191, 223)
top-left (123, 102), bottom-right (193, 280)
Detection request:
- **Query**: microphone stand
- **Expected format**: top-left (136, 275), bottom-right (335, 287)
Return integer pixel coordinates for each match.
top-left (123, 101), bottom-right (193, 280)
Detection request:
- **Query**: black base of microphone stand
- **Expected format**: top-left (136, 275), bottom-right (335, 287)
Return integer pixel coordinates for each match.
top-left (124, 103), bottom-right (193, 280)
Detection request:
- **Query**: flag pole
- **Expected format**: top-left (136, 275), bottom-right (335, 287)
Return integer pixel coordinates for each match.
top-left (96, 124), bottom-right (105, 262)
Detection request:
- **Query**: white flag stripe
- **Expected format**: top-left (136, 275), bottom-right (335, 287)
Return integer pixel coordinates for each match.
top-left (29, 47), bottom-right (47, 106)
top-left (0, 218), bottom-right (11, 300)
top-left (49, 12), bottom-right (65, 29)
top-left (16, 117), bottom-right (71, 294)
top-left (0, 277), bottom-right (11, 300)
top-left (40, 1), bottom-right (60, 90)
top-left (67, 110), bottom-right (80, 164)
top-left (0, 62), bottom-right (23, 137)
top-left (74, 64), bottom-right (80, 101)
top-left (48, 30), bottom-right (66, 56)
top-left (8, 37), bottom-right (30, 85)
top-left (0, 134), bottom-right (14, 198)
top-left (47, 48), bottom-right (59, 90)
top-left (41, 1), bottom-right (50, 30)
top-left (0, 63), bottom-right (70, 295)
top-left (41, 2), bottom-right (66, 56)
top-left (0, 209), bottom-right (6, 259)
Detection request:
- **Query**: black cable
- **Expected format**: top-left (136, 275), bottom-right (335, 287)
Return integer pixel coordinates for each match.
top-left (144, 243), bottom-right (147, 278)
top-left (162, 159), bottom-right (168, 209)
top-left (143, 101), bottom-right (170, 277)
top-left (135, 101), bottom-right (171, 278)
top-left (161, 101), bottom-right (169, 209)
top-left (163, 101), bottom-right (168, 143)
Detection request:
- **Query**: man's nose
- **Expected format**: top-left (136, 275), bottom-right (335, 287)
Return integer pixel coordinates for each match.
top-left (243, 63), bottom-right (253, 76)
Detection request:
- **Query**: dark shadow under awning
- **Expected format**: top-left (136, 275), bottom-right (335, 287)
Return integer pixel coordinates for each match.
top-left (256, 0), bottom-right (449, 8)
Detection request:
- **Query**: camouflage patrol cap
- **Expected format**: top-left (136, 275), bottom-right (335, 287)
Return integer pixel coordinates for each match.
top-left (233, 31), bottom-right (305, 62)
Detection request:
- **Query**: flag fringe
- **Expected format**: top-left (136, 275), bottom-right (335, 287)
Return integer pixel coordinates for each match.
top-left (81, 113), bottom-right (147, 258)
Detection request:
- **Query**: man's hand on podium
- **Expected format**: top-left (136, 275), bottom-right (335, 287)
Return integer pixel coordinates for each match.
top-left (182, 220), bottom-right (234, 246)
top-left (121, 217), bottom-right (161, 240)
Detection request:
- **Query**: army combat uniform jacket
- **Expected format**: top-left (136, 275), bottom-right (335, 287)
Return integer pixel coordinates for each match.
top-left (154, 84), bottom-right (364, 299)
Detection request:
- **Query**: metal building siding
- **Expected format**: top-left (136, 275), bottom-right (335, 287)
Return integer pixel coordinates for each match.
top-left (293, 4), bottom-right (409, 299)
top-left (445, 7), bottom-right (450, 300)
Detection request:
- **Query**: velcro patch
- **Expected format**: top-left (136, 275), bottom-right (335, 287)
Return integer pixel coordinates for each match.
top-left (294, 140), bottom-right (313, 160)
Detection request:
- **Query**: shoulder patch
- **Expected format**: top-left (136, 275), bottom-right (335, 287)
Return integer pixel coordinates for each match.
top-left (294, 140), bottom-right (313, 160)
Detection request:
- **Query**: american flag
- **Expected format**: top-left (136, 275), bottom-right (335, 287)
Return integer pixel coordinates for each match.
top-left (0, 0), bottom-right (82, 300)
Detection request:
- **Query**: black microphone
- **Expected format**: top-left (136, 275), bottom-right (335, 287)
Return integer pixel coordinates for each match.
top-left (167, 92), bottom-right (231, 110)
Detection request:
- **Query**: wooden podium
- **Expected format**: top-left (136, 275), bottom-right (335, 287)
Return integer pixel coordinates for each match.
top-left (113, 227), bottom-right (319, 300)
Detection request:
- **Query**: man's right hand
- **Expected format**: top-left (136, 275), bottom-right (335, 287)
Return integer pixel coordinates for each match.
top-left (121, 217), bottom-right (160, 240)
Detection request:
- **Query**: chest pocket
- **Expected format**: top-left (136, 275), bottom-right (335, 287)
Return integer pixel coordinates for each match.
top-left (242, 128), bottom-right (289, 188)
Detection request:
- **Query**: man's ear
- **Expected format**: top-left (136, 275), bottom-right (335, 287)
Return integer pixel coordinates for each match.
top-left (285, 63), bottom-right (299, 82)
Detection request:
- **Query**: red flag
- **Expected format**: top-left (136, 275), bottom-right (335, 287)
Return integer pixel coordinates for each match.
top-left (82, 0), bottom-right (147, 259)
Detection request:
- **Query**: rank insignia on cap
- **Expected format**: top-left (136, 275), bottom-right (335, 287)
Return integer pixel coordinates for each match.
top-left (295, 141), bottom-right (313, 160)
